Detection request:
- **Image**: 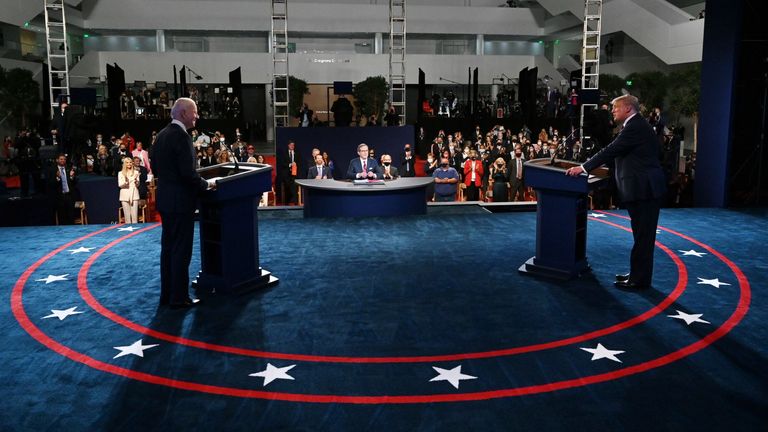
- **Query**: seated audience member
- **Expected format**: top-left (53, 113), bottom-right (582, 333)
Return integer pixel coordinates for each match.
top-left (322, 152), bottom-right (335, 178)
top-left (245, 145), bottom-right (257, 163)
top-left (308, 153), bottom-right (331, 179)
top-left (118, 157), bottom-right (141, 223)
top-left (378, 154), bottom-right (399, 179)
top-left (432, 157), bottom-right (460, 202)
top-left (256, 154), bottom-right (266, 164)
top-left (346, 143), bottom-right (382, 180)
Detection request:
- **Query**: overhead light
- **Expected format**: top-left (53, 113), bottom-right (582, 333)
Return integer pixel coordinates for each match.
top-left (83, 33), bottom-right (90, 38)
top-left (24, 22), bottom-right (30, 27)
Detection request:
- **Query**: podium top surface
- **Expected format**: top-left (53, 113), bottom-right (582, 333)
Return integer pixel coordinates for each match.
top-left (296, 177), bottom-right (433, 192)
top-left (198, 162), bottom-right (272, 183)
top-left (525, 158), bottom-right (610, 184)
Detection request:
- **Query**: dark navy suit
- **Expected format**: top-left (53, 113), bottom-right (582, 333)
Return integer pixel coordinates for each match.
top-left (150, 122), bottom-right (209, 305)
top-left (583, 114), bottom-right (667, 286)
top-left (346, 157), bottom-right (382, 180)
top-left (307, 165), bottom-right (331, 179)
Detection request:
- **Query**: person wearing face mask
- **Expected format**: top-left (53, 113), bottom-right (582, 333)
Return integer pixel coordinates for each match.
top-left (432, 157), bottom-right (459, 202)
top-left (488, 157), bottom-right (509, 202)
top-left (509, 146), bottom-right (525, 201)
top-left (377, 154), bottom-right (399, 180)
top-left (463, 149), bottom-right (484, 201)
top-left (400, 145), bottom-right (416, 177)
top-left (111, 139), bottom-right (129, 176)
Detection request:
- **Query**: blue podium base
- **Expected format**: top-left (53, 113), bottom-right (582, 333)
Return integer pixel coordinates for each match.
top-left (518, 257), bottom-right (591, 280)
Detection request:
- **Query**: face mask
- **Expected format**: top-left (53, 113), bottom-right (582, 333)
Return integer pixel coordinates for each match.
top-left (471, 155), bottom-right (476, 160)
top-left (405, 147), bottom-right (411, 152)
top-left (515, 152), bottom-right (522, 157)
top-left (428, 158), bottom-right (434, 163)
top-left (441, 162), bottom-right (449, 168)
top-left (383, 162), bottom-right (391, 167)
top-left (220, 138), bottom-right (225, 143)
top-left (497, 163), bottom-right (503, 167)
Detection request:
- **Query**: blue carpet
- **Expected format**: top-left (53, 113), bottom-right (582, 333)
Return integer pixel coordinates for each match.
top-left (0, 208), bottom-right (766, 431)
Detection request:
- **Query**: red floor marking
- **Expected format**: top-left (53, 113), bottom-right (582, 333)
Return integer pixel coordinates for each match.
top-left (10, 217), bottom-right (750, 403)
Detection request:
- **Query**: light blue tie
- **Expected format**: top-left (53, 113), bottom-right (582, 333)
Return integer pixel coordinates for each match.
top-left (60, 167), bottom-right (69, 193)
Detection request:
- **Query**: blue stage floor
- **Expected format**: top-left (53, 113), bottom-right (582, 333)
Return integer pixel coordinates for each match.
top-left (0, 208), bottom-right (765, 430)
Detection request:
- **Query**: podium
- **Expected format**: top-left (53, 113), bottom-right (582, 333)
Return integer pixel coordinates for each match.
top-left (519, 158), bottom-right (609, 280)
top-left (193, 162), bottom-right (278, 294)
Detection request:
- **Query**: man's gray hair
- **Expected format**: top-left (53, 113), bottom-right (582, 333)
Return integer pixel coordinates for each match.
top-left (357, 143), bottom-right (368, 152)
top-left (611, 94), bottom-right (640, 113)
top-left (171, 97), bottom-right (195, 120)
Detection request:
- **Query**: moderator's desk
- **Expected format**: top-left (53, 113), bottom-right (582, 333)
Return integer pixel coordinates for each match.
top-left (295, 178), bottom-right (433, 218)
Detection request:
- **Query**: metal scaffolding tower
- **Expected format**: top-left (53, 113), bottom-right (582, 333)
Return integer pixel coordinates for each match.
top-left (272, 0), bottom-right (290, 130)
top-left (389, 0), bottom-right (406, 125)
top-left (44, 0), bottom-right (71, 117)
top-left (580, 0), bottom-right (603, 141)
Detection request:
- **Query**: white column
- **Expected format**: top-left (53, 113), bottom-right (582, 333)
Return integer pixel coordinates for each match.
top-left (156, 30), bottom-right (165, 52)
top-left (375, 32), bottom-right (383, 55)
top-left (476, 34), bottom-right (484, 56)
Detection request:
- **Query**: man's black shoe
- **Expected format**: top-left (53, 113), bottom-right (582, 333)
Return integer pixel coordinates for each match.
top-left (615, 273), bottom-right (631, 282)
top-left (614, 280), bottom-right (649, 290)
top-left (169, 298), bottom-right (200, 309)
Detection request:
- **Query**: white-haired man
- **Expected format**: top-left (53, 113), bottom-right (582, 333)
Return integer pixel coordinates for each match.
top-left (150, 98), bottom-right (215, 309)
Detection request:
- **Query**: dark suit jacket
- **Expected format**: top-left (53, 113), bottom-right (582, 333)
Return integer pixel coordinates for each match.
top-left (377, 165), bottom-right (399, 179)
top-left (400, 157), bottom-right (416, 177)
top-left (346, 157), bottom-right (382, 179)
top-left (47, 163), bottom-right (78, 196)
top-left (508, 157), bottom-right (525, 182)
top-left (307, 165), bottom-right (331, 179)
top-left (583, 114), bottom-right (666, 203)
top-left (150, 123), bottom-right (208, 214)
top-left (277, 148), bottom-right (302, 179)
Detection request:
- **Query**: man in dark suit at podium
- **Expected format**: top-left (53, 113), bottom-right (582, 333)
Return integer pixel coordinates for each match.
top-left (566, 95), bottom-right (666, 290)
top-left (151, 98), bottom-right (215, 309)
top-left (346, 143), bottom-right (382, 180)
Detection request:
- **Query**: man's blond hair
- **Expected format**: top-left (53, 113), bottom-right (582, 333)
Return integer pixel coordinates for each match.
top-left (611, 94), bottom-right (640, 113)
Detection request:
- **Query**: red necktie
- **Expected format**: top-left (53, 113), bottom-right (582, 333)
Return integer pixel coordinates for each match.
top-left (363, 160), bottom-right (367, 174)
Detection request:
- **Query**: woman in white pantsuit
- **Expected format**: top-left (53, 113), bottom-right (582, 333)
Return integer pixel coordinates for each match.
top-left (118, 157), bottom-right (141, 223)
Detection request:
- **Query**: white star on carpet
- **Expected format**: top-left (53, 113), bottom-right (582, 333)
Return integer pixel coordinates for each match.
top-left (580, 343), bottom-right (625, 363)
top-left (35, 274), bottom-right (69, 284)
top-left (249, 363), bottom-right (296, 386)
top-left (668, 310), bottom-right (711, 325)
top-left (68, 247), bottom-right (95, 254)
top-left (697, 277), bottom-right (731, 288)
top-left (117, 226), bottom-right (138, 232)
top-left (42, 306), bottom-right (84, 321)
top-left (429, 365), bottom-right (477, 389)
top-left (588, 213), bottom-right (607, 218)
top-left (679, 249), bottom-right (707, 257)
top-left (113, 339), bottom-right (159, 359)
